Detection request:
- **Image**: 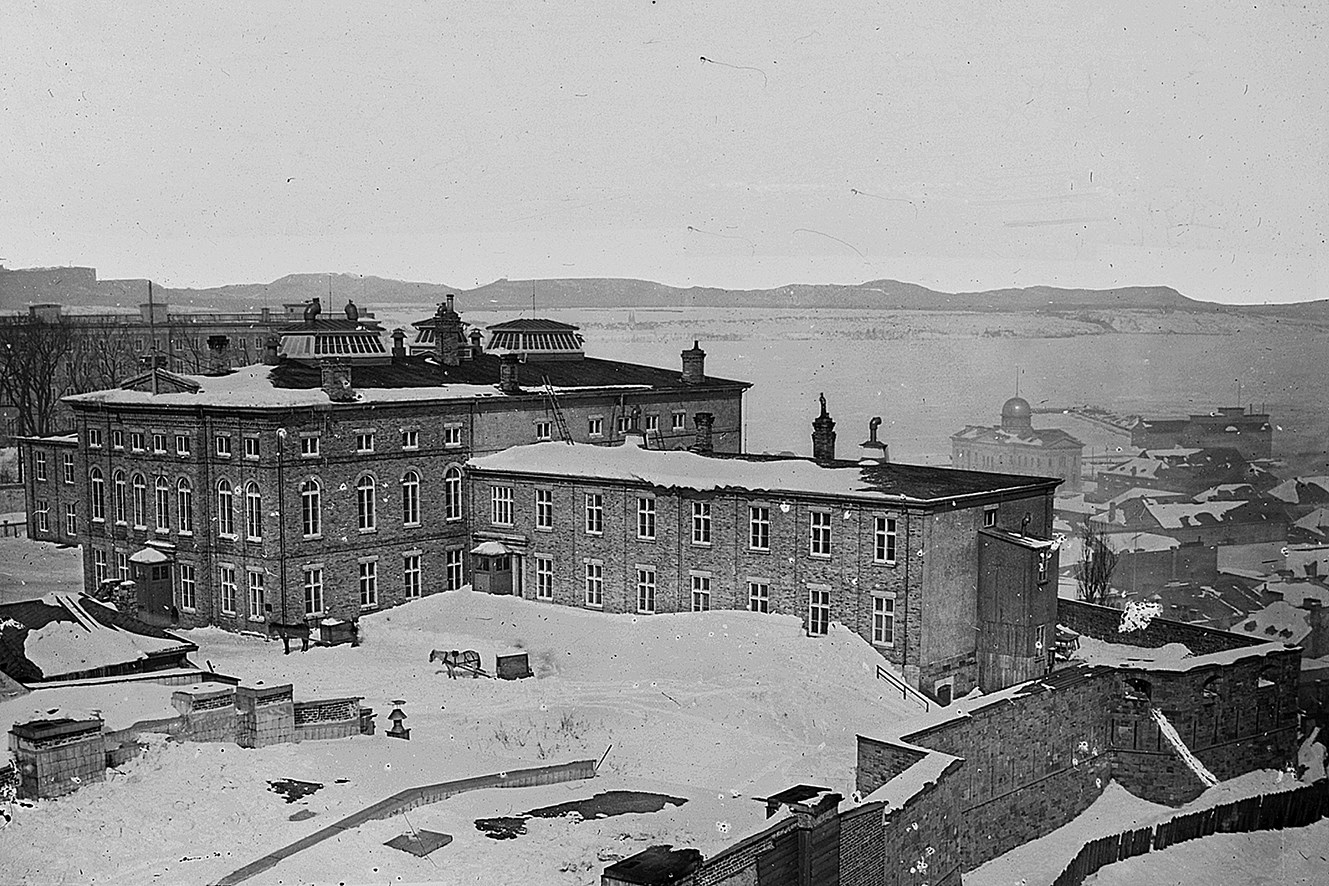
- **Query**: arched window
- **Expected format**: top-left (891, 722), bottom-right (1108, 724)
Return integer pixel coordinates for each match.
top-left (401, 471), bottom-right (420, 526)
top-left (356, 474), bottom-right (377, 531)
top-left (216, 479), bottom-right (234, 536)
top-left (154, 476), bottom-right (170, 532)
top-left (1201, 675), bottom-right (1222, 699)
top-left (301, 478), bottom-right (322, 538)
top-left (112, 470), bottom-right (126, 523)
top-left (89, 467), bottom-right (105, 522)
top-left (131, 473), bottom-right (147, 528)
top-left (177, 478), bottom-right (193, 534)
top-left (1124, 677), bottom-right (1152, 702)
top-left (245, 482), bottom-right (263, 540)
top-left (444, 466), bottom-right (462, 521)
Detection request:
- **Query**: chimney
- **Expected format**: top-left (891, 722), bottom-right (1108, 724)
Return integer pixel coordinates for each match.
top-left (391, 328), bottom-right (406, 361)
top-left (320, 359), bottom-right (356, 402)
top-left (498, 352), bottom-right (521, 394)
top-left (692, 412), bottom-right (714, 454)
top-left (859, 416), bottom-right (889, 463)
top-left (206, 334), bottom-right (232, 374)
top-left (681, 340), bottom-right (706, 385)
top-left (469, 327), bottom-right (483, 355)
top-left (262, 335), bottom-right (280, 366)
top-left (1301, 598), bottom-right (1329, 658)
top-left (812, 394), bottom-right (836, 463)
top-left (434, 296), bottom-right (463, 367)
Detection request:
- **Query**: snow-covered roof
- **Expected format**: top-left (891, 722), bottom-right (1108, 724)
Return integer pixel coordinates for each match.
top-left (860, 745), bottom-right (961, 813)
top-left (951, 424), bottom-right (1083, 450)
top-left (1106, 487), bottom-right (1187, 507)
top-left (1269, 477), bottom-right (1329, 505)
top-left (1068, 635), bottom-right (1288, 670)
top-left (1141, 499), bottom-right (1247, 529)
top-left (468, 440), bottom-right (1058, 504)
top-left (1294, 508), bottom-right (1329, 536)
top-left (1233, 602), bottom-right (1312, 646)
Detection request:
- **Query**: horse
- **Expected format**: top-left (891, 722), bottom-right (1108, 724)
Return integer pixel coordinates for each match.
top-left (268, 621), bottom-right (311, 655)
top-left (429, 649), bottom-right (482, 678)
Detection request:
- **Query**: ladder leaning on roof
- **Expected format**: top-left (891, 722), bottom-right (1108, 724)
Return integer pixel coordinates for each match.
top-left (541, 376), bottom-right (574, 444)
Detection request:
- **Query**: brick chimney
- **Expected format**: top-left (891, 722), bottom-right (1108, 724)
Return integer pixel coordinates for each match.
top-left (1301, 599), bottom-right (1329, 658)
top-left (206, 334), bottom-right (232, 375)
top-left (812, 394), bottom-right (836, 463)
top-left (681, 340), bottom-right (706, 385)
top-left (692, 412), bottom-right (714, 454)
top-left (434, 294), bottom-right (463, 367)
top-left (469, 328), bottom-right (483, 355)
top-left (391, 328), bottom-right (406, 361)
top-left (262, 335), bottom-right (280, 366)
top-left (498, 352), bottom-right (521, 394)
top-left (320, 359), bottom-right (356, 402)
top-left (859, 416), bottom-right (889, 463)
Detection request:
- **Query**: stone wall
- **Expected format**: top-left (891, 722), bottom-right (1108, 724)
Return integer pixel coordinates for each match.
top-left (1058, 598), bottom-right (1263, 654)
top-left (8, 718), bottom-right (106, 799)
top-left (235, 683), bottom-right (295, 748)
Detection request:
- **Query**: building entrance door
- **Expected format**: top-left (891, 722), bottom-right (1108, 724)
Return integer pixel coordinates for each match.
top-left (473, 554), bottom-right (514, 595)
top-left (134, 560), bottom-right (174, 625)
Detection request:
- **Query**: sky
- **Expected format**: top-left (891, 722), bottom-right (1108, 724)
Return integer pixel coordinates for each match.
top-left (1, 1), bottom-right (1326, 302)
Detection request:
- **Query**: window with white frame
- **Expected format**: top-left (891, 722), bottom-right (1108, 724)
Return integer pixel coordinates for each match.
top-left (401, 471), bottom-right (421, 526)
top-left (809, 511), bottom-right (832, 557)
top-left (301, 479), bottom-right (321, 537)
top-left (636, 566), bottom-right (656, 613)
top-left (691, 501), bottom-right (711, 545)
top-left (116, 551), bottom-right (130, 581)
top-left (616, 415), bottom-right (631, 434)
top-left (220, 565), bottom-right (237, 614)
top-left (356, 474), bottom-right (377, 531)
top-left (34, 450), bottom-right (47, 481)
top-left (304, 566), bottom-right (324, 615)
top-left (243, 435), bottom-right (260, 460)
top-left (535, 556), bottom-right (554, 600)
top-left (112, 429), bottom-right (124, 450)
top-left (175, 434), bottom-right (190, 457)
top-left (113, 470), bottom-right (126, 523)
top-left (215, 434), bottom-right (232, 457)
top-left (154, 476), bottom-right (170, 532)
top-left (177, 478), bottom-right (193, 534)
top-left (88, 427), bottom-right (103, 449)
top-left (64, 503), bottom-right (77, 536)
top-left (359, 559), bottom-right (378, 607)
top-left (748, 580), bottom-right (769, 613)
top-left (671, 411), bottom-right (686, 431)
top-left (93, 548), bottom-right (108, 585)
top-left (216, 479), bottom-right (235, 536)
top-left (872, 594), bottom-right (895, 645)
top-left (588, 416), bottom-right (604, 437)
top-left (585, 492), bottom-right (603, 534)
top-left (749, 505), bottom-right (770, 551)
top-left (356, 431), bottom-right (375, 453)
top-left (403, 553), bottom-right (422, 598)
top-left (401, 429), bottom-right (419, 450)
top-left (152, 433), bottom-right (167, 454)
top-left (300, 434), bottom-right (320, 457)
top-left (535, 488), bottom-right (553, 530)
top-left (130, 432), bottom-right (145, 452)
top-left (179, 564), bottom-right (197, 611)
top-left (535, 420), bottom-right (552, 441)
top-left (491, 485), bottom-right (513, 526)
top-left (584, 560), bottom-right (603, 607)
top-left (445, 467), bottom-right (463, 521)
top-left (445, 547), bottom-right (464, 591)
top-left (131, 473), bottom-right (147, 528)
top-left (444, 425), bottom-right (463, 448)
top-left (874, 516), bottom-right (898, 564)
top-left (35, 500), bottom-right (49, 533)
top-left (690, 573), bottom-right (711, 611)
top-left (90, 468), bottom-right (105, 522)
top-left (247, 569), bottom-right (266, 620)
top-left (983, 505), bottom-right (998, 527)
top-left (808, 585), bottom-right (830, 636)
top-left (62, 453), bottom-right (74, 484)
top-left (244, 481), bottom-right (263, 540)
top-left (645, 414), bottom-right (659, 433)
top-left (637, 497), bottom-right (655, 540)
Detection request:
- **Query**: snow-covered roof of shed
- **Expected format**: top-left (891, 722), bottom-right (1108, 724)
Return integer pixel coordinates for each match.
top-left (860, 746), bottom-right (961, 813)
top-left (468, 440), bottom-right (1059, 504)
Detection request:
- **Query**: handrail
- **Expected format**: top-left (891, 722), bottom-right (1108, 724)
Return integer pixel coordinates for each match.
top-left (876, 663), bottom-right (930, 712)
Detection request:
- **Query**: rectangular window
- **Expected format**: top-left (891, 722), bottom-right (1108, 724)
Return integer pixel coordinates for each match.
top-left (175, 434), bottom-right (191, 457)
top-left (491, 485), bottom-right (513, 526)
top-left (748, 581), bottom-right (769, 613)
top-left (62, 453), bottom-right (75, 484)
top-left (691, 574), bottom-right (711, 611)
top-left (616, 415), bottom-right (631, 434)
top-left (637, 497), bottom-right (656, 540)
top-left (64, 503), bottom-right (77, 536)
top-left (872, 595), bottom-right (895, 646)
top-left (636, 566), bottom-right (656, 613)
top-left (243, 435), bottom-right (260, 460)
top-left (247, 569), bottom-right (266, 621)
top-left (536, 556), bottom-right (554, 600)
top-left (535, 489), bottom-right (553, 530)
top-left (585, 492), bottom-right (604, 535)
top-left (809, 511), bottom-right (832, 558)
top-left (1038, 550), bottom-right (1050, 584)
top-left (444, 425), bottom-right (463, 448)
top-left (983, 506), bottom-right (998, 528)
top-left (93, 549), bottom-right (108, 585)
top-left (300, 434), bottom-right (320, 457)
top-left (403, 553), bottom-right (422, 599)
top-left (808, 586), bottom-right (830, 635)
top-left (152, 433), bottom-right (168, 454)
top-left (215, 434), bottom-right (232, 457)
top-left (645, 414), bottom-right (659, 433)
top-left (220, 566), bottom-right (237, 614)
top-left (584, 560), bottom-right (604, 607)
top-left (1035, 622), bottom-right (1047, 653)
top-left (359, 559), bottom-right (379, 608)
top-left (88, 428), bottom-right (103, 449)
top-left (117, 551), bottom-right (130, 582)
top-left (535, 421), bottom-right (552, 442)
top-left (749, 506), bottom-right (770, 551)
top-left (355, 431), bottom-right (375, 453)
top-left (130, 432), bottom-right (145, 452)
top-left (401, 429), bottom-right (419, 450)
top-left (112, 429), bottom-right (124, 450)
top-left (691, 501), bottom-right (711, 545)
top-left (588, 417), bottom-right (604, 437)
top-left (35, 451), bottom-right (47, 482)
top-left (179, 564), bottom-right (197, 611)
top-left (445, 548), bottom-right (464, 591)
top-left (874, 516), bottom-right (898, 564)
top-left (304, 567), bottom-right (324, 615)
top-left (671, 411), bottom-right (686, 431)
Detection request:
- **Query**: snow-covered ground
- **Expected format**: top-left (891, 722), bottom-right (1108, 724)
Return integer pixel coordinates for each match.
top-left (0, 588), bottom-right (919, 885)
top-left (0, 537), bottom-right (84, 605)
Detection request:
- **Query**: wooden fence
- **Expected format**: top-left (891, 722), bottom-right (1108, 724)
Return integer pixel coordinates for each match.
top-left (1050, 778), bottom-right (1329, 886)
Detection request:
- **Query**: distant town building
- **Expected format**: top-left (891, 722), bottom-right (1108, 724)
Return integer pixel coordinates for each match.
top-left (951, 396), bottom-right (1084, 492)
top-left (1132, 405), bottom-right (1273, 461)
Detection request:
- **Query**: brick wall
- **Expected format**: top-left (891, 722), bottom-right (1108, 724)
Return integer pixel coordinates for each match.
top-left (1058, 598), bottom-right (1263, 654)
top-left (235, 683), bottom-right (295, 748)
top-left (8, 719), bottom-right (106, 799)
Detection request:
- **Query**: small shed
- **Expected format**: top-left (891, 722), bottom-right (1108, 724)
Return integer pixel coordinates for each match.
top-left (602, 845), bottom-right (703, 886)
top-left (496, 648), bottom-right (533, 680)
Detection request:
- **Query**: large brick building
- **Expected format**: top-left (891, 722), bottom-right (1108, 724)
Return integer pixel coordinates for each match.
top-left (42, 297), bottom-right (749, 631)
top-left (16, 432), bottom-right (80, 544)
top-left (951, 396), bottom-right (1084, 492)
top-left (1133, 405), bottom-right (1274, 462)
top-left (466, 403), bottom-right (1063, 700)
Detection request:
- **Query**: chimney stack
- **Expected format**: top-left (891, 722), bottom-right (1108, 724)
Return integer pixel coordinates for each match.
top-left (262, 335), bottom-right (280, 366)
top-left (681, 340), bottom-right (706, 385)
top-left (1301, 598), bottom-right (1329, 658)
top-left (499, 352), bottom-right (521, 394)
top-left (206, 334), bottom-right (233, 375)
top-left (391, 328), bottom-right (406, 361)
top-left (859, 417), bottom-right (889, 463)
top-left (692, 412), bottom-right (715, 454)
top-left (434, 296), bottom-right (463, 367)
top-left (812, 394), bottom-right (836, 463)
top-left (320, 359), bottom-right (356, 402)
top-left (468, 327), bottom-right (483, 357)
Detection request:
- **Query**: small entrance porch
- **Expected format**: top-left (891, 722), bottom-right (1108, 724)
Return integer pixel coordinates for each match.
top-left (470, 540), bottom-right (523, 597)
top-left (129, 544), bottom-right (176, 626)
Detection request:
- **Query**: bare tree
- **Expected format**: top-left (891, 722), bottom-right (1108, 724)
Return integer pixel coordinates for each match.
top-left (0, 315), bottom-right (78, 437)
top-left (1077, 516), bottom-right (1120, 607)
top-left (63, 323), bottom-right (141, 395)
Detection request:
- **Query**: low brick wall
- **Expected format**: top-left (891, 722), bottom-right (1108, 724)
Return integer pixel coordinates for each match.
top-left (235, 684), bottom-right (294, 749)
top-left (293, 698), bottom-right (362, 743)
top-left (1058, 599), bottom-right (1262, 654)
top-left (8, 718), bottom-right (106, 800)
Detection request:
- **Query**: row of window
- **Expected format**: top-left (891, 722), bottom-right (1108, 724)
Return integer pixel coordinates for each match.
top-left (32, 450), bottom-right (76, 484)
top-left (495, 488), bottom-right (901, 563)
top-left (33, 500), bottom-right (77, 537)
top-left (87, 426), bottom-right (463, 459)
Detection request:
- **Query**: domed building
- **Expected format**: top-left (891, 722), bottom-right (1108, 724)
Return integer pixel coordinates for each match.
top-left (951, 396), bottom-right (1084, 491)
